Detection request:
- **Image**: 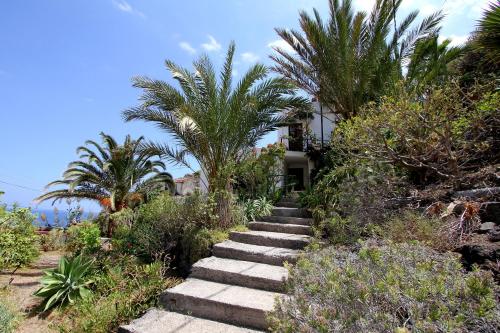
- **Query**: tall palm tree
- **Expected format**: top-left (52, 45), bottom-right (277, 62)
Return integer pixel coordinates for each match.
top-left (406, 35), bottom-right (464, 93)
top-left (36, 133), bottom-right (174, 213)
top-left (475, 2), bottom-right (500, 63)
top-left (123, 42), bottom-right (309, 227)
top-left (271, 0), bottom-right (443, 119)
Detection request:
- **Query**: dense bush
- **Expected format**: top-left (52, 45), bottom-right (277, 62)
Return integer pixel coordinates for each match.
top-left (54, 253), bottom-right (178, 333)
top-left (0, 207), bottom-right (39, 270)
top-left (39, 228), bottom-right (66, 251)
top-left (235, 143), bottom-right (285, 201)
top-left (337, 82), bottom-right (499, 185)
top-left (115, 192), bottom-right (244, 275)
top-left (65, 222), bottom-right (101, 255)
top-left (270, 242), bottom-right (500, 333)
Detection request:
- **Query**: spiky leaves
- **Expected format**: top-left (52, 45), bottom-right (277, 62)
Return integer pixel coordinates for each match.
top-left (36, 133), bottom-right (174, 212)
top-left (123, 42), bottom-right (309, 227)
top-left (475, 2), bottom-right (500, 63)
top-left (271, 0), bottom-right (444, 119)
top-left (34, 255), bottom-right (94, 311)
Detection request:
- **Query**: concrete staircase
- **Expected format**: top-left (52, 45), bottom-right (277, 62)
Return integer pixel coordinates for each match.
top-left (119, 197), bottom-right (312, 333)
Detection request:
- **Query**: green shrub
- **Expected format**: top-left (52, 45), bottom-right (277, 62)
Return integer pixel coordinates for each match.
top-left (34, 255), bottom-right (94, 311)
top-left (40, 228), bottom-right (66, 251)
top-left (0, 207), bottom-right (39, 270)
top-left (270, 242), bottom-right (499, 333)
top-left (381, 210), bottom-right (452, 251)
top-left (66, 222), bottom-right (101, 255)
top-left (243, 197), bottom-right (273, 221)
top-left (0, 298), bottom-right (17, 333)
top-left (55, 254), bottom-right (178, 333)
top-left (235, 143), bottom-right (285, 200)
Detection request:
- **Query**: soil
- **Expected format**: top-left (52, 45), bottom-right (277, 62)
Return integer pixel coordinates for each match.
top-left (0, 251), bottom-right (62, 333)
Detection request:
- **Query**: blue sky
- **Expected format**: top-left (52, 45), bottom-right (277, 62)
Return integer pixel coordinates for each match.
top-left (0, 0), bottom-right (489, 212)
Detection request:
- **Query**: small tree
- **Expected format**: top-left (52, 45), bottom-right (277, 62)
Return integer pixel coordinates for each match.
top-left (124, 42), bottom-right (308, 227)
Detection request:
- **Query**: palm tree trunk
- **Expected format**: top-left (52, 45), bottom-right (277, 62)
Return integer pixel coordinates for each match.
top-left (212, 178), bottom-right (233, 228)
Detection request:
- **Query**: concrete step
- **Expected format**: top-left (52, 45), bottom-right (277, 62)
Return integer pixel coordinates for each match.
top-left (249, 221), bottom-right (312, 236)
top-left (160, 278), bottom-right (281, 330)
top-left (229, 231), bottom-right (311, 249)
top-left (260, 215), bottom-right (313, 226)
top-left (272, 207), bottom-right (311, 218)
top-left (118, 308), bottom-right (263, 333)
top-left (191, 256), bottom-right (287, 292)
top-left (213, 240), bottom-right (299, 266)
top-left (275, 201), bottom-right (300, 208)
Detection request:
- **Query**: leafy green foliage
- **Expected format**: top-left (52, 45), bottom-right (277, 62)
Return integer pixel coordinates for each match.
top-left (336, 82), bottom-right (500, 184)
top-left (123, 42), bottom-right (309, 227)
top-left (0, 207), bottom-right (39, 269)
top-left (39, 228), bottom-right (66, 252)
top-left (243, 197), bottom-right (273, 221)
top-left (34, 255), bottom-right (94, 311)
top-left (0, 297), bottom-right (17, 333)
top-left (235, 143), bottom-right (285, 201)
top-left (271, 0), bottom-right (444, 119)
top-left (65, 222), bottom-right (101, 255)
top-left (475, 2), bottom-right (500, 63)
top-left (115, 192), bottom-right (241, 275)
top-left (36, 133), bottom-right (174, 229)
top-left (54, 253), bottom-right (178, 333)
top-left (270, 242), bottom-right (500, 332)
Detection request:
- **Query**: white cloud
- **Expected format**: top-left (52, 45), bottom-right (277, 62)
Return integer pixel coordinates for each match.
top-left (353, 0), bottom-right (375, 12)
top-left (201, 35), bottom-right (222, 52)
top-left (112, 0), bottom-right (145, 18)
top-left (241, 52), bottom-right (259, 63)
top-left (179, 41), bottom-right (196, 55)
top-left (232, 69), bottom-right (239, 77)
top-left (440, 34), bottom-right (470, 46)
top-left (267, 39), bottom-right (295, 54)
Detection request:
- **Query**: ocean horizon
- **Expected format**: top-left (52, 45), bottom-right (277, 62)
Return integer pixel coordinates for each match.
top-left (32, 208), bottom-right (99, 227)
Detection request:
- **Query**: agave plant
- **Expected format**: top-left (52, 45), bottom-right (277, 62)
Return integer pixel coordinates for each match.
top-left (34, 255), bottom-right (94, 311)
top-left (36, 132), bottom-right (174, 212)
top-left (244, 197), bottom-right (274, 221)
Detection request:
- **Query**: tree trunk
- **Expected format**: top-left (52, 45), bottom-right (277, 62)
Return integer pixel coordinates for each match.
top-left (214, 179), bottom-right (233, 229)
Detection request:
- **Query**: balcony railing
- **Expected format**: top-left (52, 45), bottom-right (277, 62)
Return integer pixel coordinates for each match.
top-left (280, 137), bottom-right (330, 152)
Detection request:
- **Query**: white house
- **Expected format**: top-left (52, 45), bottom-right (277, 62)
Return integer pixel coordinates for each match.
top-left (184, 100), bottom-right (337, 194)
top-left (277, 100), bottom-right (337, 190)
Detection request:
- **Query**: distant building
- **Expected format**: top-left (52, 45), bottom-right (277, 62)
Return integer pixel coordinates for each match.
top-left (174, 173), bottom-right (201, 196)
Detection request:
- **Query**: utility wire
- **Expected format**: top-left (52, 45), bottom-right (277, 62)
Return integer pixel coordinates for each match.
top-left (0, 180), bottom-right (42, 192)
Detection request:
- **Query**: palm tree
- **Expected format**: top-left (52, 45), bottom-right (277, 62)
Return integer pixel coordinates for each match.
top-left (36, 133), bottom-right (174, 213)
top-left (475, 2), bottom-right (500, 63)
top-left (406, 35), bottom-right (464, 93)
top-left (271, 0), bottom-right (443, 119)
top-left (123, 42), bottom-right (309, 227)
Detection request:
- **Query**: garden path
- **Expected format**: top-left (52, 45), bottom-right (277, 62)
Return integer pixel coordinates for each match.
top-left (0, 251), bottom-right (62, 333)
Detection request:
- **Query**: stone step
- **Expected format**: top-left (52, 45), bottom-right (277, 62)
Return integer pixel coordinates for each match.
top-left (249, 221), bottom-right (312, 236)
top-left (230, 230), bottom-right (311, 249)
top-left (272, 207), bottom-right (311, 218)
top-left (160, 278), bottom-right (281, 330)
top-left (191, 256), bottom-right (287, 292)
top-left (260, 215), bottom-right (313, 226)
top-left (213, 240), bottom-right (299, 266)
top-left (118, 308), bottom-right (263, 333)
top-left (275, 201), bottom-right (300, 208)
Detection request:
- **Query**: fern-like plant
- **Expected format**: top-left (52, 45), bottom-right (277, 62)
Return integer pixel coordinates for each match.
top-left (34, 255), bottom-right (94, 311)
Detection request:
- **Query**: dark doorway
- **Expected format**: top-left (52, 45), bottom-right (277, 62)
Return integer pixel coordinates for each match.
top-left (287, 168), bottom-right (304, 190)
top-left (288, 123), bottom-right (304, 151)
